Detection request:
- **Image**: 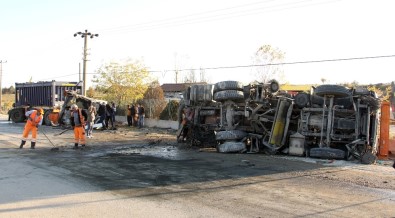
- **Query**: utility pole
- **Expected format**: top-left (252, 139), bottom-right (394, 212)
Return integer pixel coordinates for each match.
top-left (0, 60), bottom-right (7, 112)
top-left (74, 30), bottom-right (99, 96)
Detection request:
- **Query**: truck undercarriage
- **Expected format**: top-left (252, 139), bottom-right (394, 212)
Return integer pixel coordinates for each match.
top-left (177, 81), bottom-right (381, 164)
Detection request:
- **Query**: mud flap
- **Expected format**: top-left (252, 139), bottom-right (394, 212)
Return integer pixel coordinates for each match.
top-left (309, 147), bottom-right (345, 160)
top-left (361, 152), bottom-right (376, 164)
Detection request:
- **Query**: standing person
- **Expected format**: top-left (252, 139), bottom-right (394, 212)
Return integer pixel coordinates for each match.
top-left (70, 104), bottom-right (88, 149)
top-left (130, 104), bottom-right (137, 127)
top-left (111, 102), bottom-right (117, 123)
top-left (105, 103), bottom-right (114, 130)
top-left (20, 108), bottom-right (44, 149)
top-left (138, 104), bottom-right (145, 128)
top-left (87, 102), bottom-right (97, 138)
top-left (98, 102), bottom-right (106, 130)
top-left (126, 104), bottom-right (132, 127)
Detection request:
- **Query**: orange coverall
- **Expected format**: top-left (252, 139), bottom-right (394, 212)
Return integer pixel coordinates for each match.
top-left (22, 110), bottom-right (43, 143)
top-left (71, 109), bottom-right (87, 146)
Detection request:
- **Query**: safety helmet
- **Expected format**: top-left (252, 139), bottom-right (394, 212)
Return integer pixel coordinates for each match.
top-left (71, 104), bottom-right (78, 110)
top-left (38, 108), bottom-right (44, 114)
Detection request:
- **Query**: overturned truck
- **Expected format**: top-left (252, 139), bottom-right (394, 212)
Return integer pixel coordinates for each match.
top-left (177, 81), bottom-right (380, 164)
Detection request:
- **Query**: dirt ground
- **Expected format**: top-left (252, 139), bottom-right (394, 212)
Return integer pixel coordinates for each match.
top-left (1, 115), bottom-right (395, 217)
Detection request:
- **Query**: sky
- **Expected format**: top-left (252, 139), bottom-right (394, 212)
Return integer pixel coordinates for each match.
top-left (1, 0), bottom-right (395, 89)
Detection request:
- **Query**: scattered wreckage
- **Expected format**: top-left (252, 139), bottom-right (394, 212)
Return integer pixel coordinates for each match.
top-left (177, 81), bottom-right (381, 164)
top-left (49, 90), bottom-right (107, 128)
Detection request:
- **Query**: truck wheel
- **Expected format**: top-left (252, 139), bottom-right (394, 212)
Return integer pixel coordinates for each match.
top-left (44, 110), bottom-right (52, 126)
top-left (268, 79), bottom-right (280, 93)
top-left (10, 109), bottom-right (25, 122)
top-left (215, 130), bottom-right (247, 141)
top-left (213, 90), bottom-right (244, 102)
top-left (314, 84), bottom-right (351, 98)
top-left (214, 81), bottom-right (244, 93)
top-left (216, 141), bottom-right (246, 153)
top-left (294, 92), bottom-right (310, 108)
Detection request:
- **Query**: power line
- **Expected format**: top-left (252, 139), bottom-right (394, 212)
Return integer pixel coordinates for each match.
top-left (150, 54), bottom-right (395, 73)
top-left (26, 54), bottom-right (395, 81)
top-left (98, 0), bottom-right (339, 35)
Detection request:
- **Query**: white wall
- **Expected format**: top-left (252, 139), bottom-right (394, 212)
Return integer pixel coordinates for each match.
top-left (115, 116), bottom-right (179, 130)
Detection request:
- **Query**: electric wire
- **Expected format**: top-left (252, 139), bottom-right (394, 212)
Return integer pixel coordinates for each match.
top-left (99, 0), bottom-right (339, 35)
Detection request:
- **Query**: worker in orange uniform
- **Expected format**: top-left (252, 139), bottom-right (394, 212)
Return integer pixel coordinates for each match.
top-left (20, 108), bottom-right (44, 149)
top-left (70, 104), bottom-right (88, 149)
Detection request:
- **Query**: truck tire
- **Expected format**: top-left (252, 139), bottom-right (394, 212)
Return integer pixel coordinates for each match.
top-left (309, 147), bottom-right (345, 159)
top-left (314, 84), bottom-right (350, 98)
top-left (268, 79), bottom-right (280, 93)
top-left (216, 141), bottom-right (246, 153)
top-left (294, 92), bottom-right (310, 108)
top-left (214, 81), bottom-right (244, 93)
top-left (213, 90), bottom-right (244, 102)
top-left (44, 109), bottom-right (52, 126)
top-left (10, 108), bottom-right (25, 123)
top-left (215, 130), bottom-right (247, 141)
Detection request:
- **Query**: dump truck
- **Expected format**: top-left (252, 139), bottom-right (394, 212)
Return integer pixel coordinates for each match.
top-left (177, 81), bottom-right (381, 164)
top-left (8, 81), bottom-right (82, 125)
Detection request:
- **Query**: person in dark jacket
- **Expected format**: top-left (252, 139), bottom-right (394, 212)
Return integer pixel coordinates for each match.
top-left (126, 105), bottom-right (132, 127)
top-left (98, 102), bottom-right (106, 130)
top-left (70, 104), bottom-right (88, 149)
top-left (105, 103), bottom-right (114, 130)
top-left (137, 104), bottom-right (145, 128)
top-left (130, 104), bottom-right (137, 127)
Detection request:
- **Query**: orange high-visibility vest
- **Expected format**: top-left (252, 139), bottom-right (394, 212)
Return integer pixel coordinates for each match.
top-left (27, 110), bottom-right (42, 126)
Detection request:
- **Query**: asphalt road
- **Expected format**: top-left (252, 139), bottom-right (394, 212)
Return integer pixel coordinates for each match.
top-left (1, 115), bottom-right (395, 218)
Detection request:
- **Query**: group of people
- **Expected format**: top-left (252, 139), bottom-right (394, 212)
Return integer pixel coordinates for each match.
top-left (126, 104), bottom-right (145, 128)
top-left (19, 101), bottom-right (146, 150)
top-left (97, 102), bottom-right (117, 131)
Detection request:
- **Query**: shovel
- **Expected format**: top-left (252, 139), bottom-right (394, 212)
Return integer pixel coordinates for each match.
top-left (41, 128), bottom-right (59, 151)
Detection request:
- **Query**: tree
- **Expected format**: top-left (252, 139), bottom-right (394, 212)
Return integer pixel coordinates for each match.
top-left (182, 68), bottom-right (210, 83)
top-left (183, 69), bottom-right (197, 83)
top-left (159, 100), bottom-right (179, 121)
top-left (92, 59), bottom-right (152, 106)
top-left (253, 45), bottom-right (285, 83)
top-left (142, 80), bottom-right (167, 119)
top-left (86, 87), bottom-right (96, 98)
top-left (368, 84), bottom-right (391, 102)
top-left (2, 85), bottom-right (15, 94)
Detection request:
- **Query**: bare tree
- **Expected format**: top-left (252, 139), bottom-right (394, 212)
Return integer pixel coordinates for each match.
top-left (253, 45), bottom-right (285, 83)
top-left (183, 69), bottom-right (197, 83)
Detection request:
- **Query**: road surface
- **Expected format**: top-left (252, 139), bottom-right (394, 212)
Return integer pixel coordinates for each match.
top-left (0, 115), bottom-right (394, 217)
